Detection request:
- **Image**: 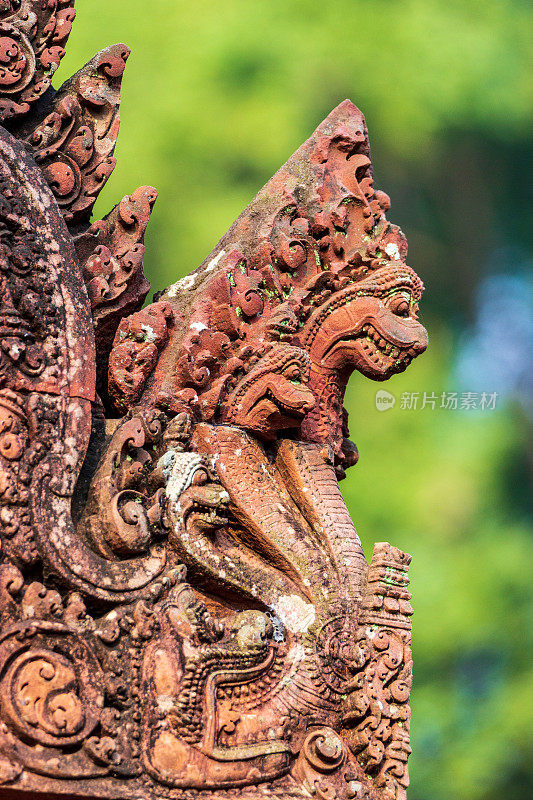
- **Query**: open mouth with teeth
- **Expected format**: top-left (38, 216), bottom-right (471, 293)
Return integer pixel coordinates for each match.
top-left (323, 320), bottom-right (423, 379)
top-left (181, 490), bottom-right (229, 529)
top-left (357, 323), bottom-right (419, 372)
top-left (189, 505), bottom-right (228, 528)
top-left (301, 280), bottom-right (428, 385)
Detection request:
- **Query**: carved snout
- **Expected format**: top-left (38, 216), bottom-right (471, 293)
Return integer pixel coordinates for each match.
top-left (373, 306), bottom-right (428, 353)
top-left (228, 610), bottom-right (274, 649)
top-left (271, 378), bottom-right (315, 415)
top-left (178, 483), bottom-right (229, 526)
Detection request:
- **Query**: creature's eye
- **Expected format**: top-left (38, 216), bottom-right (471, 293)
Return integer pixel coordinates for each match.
top-left (388, 292), bottom-right (411, 318)
top-left (283, 364), bottom-right (302, 382)
top-left (192, 469), bottom-right (208, 486)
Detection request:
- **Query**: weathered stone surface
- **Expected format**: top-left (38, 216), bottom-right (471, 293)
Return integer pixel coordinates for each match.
top-left (21, 42), bottom-right (130, 229)
top-left (0, 3), bottom-right (427, 799)
top-left (75, 184), bottom-right (157, 401)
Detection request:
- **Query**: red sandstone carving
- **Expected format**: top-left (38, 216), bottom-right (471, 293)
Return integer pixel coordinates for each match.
top-left (0, 4), bottom-right (427, 799)
top-left (23, 42), bottom-right (129, 226)
top-left (0, 0), bottom-right (75, 123)
top-left (75, 185), bottom-right (157, 398)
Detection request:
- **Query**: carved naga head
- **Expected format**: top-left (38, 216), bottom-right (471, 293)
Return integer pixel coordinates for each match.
top-left (298, 249), bottom-right (427, 383)
top-left (109, 100), bottom-right (427, 458)
top-left (220, 345), bottom-right (315, 440)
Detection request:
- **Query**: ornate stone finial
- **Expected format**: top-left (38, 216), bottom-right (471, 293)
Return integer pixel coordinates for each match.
top-left (0, 3), bottom-right (427, 798)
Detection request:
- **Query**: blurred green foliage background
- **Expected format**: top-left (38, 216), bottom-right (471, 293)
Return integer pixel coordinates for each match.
top-left (60, 2), bottom-right (532, 797)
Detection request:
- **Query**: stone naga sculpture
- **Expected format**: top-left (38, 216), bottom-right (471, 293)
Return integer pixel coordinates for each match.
top-left (0, 3), bottom-right (427, 799)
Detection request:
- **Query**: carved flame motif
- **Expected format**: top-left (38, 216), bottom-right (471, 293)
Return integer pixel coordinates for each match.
top-left (0, 3), bottom-right (426, 799)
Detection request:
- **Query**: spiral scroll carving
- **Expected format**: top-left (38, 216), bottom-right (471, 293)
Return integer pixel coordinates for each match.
top-left (0, 623), bottom-right (104, 748)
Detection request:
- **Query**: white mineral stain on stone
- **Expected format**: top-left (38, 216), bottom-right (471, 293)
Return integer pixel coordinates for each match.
top-left (157, 695), bottom-right (174, 713)
top-left (206, 249), bottom-right (226, 272)
top-left (273, 595), bottom-right (316, 634)
top-left (277, 643), bottom-right (306, 687)
top-left (141, 323), bottom-right (157, 342)
top-left (385, 242), bottom-right (400, 260)
top-left (167, 273), bottom-right (197, 297)
top-left (161, 451), bottom-right (204, 504)
top-left (190, 321), bottom-right (207, 332)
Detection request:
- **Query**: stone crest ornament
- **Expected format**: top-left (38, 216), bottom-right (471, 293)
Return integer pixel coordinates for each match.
top-left (0, 3), bottom-right (427, 799)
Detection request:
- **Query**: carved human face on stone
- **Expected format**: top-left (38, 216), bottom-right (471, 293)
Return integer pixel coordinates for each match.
top-left (221, 345), bottom-right (315, 441)
top-left (302, 266), bottom-right (428, 381)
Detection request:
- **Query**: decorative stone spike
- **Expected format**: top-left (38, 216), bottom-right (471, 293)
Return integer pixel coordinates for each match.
top-left (23, 43), bottom-right (130, 228)
top-left (75, 185), bottom-right (157, 397)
